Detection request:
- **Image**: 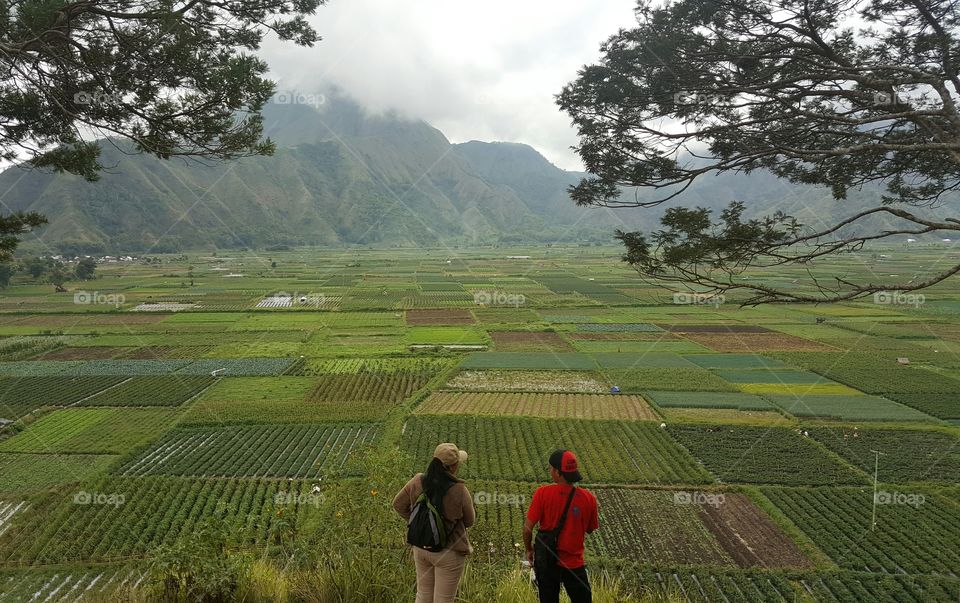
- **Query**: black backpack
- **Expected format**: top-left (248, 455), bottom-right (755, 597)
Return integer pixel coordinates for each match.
top-left (407, 477), bottom-right (454, 551)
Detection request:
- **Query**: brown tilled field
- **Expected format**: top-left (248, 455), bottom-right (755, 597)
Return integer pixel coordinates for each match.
top-left (405, 309), bottom-right (475, 325)
top-left (39, 346), bottom-right (127, 360)
top-left (415, 391), bottom-right (659, 420)
top-left (697, 493), bottom-right (814, 569)
top-left (489, 331), bottom-right (573, 351)
top-left (119, 346), bottom-right (217, 359)
top-left (680, 332), bottom-right (837, 352)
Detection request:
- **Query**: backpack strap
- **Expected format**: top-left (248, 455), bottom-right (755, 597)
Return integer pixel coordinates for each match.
top-left (420, 474), bottom-right (456, 515)
top-left (554, 486), bottom-right (577, 535)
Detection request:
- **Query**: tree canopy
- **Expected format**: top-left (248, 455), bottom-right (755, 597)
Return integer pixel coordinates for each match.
top-left (559, 0), bottom-right (960, 304)
top-left (0, 0), bottom-right (324, 259)
top-left (1, 0), bottom-right (325, 181)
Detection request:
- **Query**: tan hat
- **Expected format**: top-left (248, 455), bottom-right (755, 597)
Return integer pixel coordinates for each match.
top-left (433, 443), bottom-right (468, 467)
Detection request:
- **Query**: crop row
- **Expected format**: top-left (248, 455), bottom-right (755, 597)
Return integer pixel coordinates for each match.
top-left (667, 426), bottom-right (866, 486)
top-left (443, 370), bottom-right (608, 393)
top-left (416, 392), bottom-right (659, 421)
top-left (0, 408), bottom-right (177, 455)
top-left (290, 357), bottom-right (453, 375)
top-left (0, 567), bottom-right (143, 602)
top-left (883, 393), bottom-right (960, 420)
top-left (0, 477), bottom-right (316, 563)
top-left (0, 358), bottom-right (296, 377)
top-left (762, 486), bottom-right (960, 575)
top-left (575, 323), bottom-right (663, 332)
top-left (0, 453), bottom-right (118, 496)
top-left (774, 352), bottom-right (960, 394)
top-left (401, 416), bottom-right (712, 484)
top-left (119, 424), bottom-right (379, 478)
top-left (807, 427), bottom-right (960, 484)
top-left (798, 571), bottom-right (960, 602)
top-left (592, 489), bottom-right (733, 566)
top-left (603, 368), bottom-right (738, 392)
top-left (77, 375), bottom-right (216, 407)
top-left (0, 376), bottom-right (126, 419)
top-left (614, 567), bottom-right (960, 603)
top-left (0, 336), bottom-right (67, 361)
top-left (762, 393), bottom-right (938, 423)
top-left (644, 391), bottom-right (774, 411)
top-left (307, 370), bottom-right (435, 403)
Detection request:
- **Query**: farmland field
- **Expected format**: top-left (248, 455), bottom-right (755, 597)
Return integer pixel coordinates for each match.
top-left (761, 487), bottom-right (960, 574)
top-left (401, 415), bottom-right (712, 484)
top-left (415, 392), bottom-right (659, 420)
top-left (118, 424), bottom-right (378, 477)
top-left (443, 369), bottom-right (608, 392)
top-left (667, 425), bottom-right (868, 485)
top-left (0, 246), bottom-right (958, 601)
top-left (0, 408), bottom-right (177, 454)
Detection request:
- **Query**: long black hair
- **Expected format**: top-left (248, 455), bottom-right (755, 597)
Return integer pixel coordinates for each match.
top-left (422, 457), bottom-right (456, 499)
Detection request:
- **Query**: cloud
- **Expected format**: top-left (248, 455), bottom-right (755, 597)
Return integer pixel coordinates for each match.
top-left (258, 0), bottom-right (637, 170)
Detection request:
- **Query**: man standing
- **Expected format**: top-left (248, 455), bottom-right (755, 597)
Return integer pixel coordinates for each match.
top-left (523, 449), bottom-right (599, 603)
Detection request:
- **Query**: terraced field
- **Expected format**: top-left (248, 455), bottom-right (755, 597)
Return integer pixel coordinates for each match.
top-left (0, 247), bottom-right (957, 601)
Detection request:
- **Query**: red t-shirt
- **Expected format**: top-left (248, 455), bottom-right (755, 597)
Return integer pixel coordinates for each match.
top-left (527, 484), bottom-right (599, 569)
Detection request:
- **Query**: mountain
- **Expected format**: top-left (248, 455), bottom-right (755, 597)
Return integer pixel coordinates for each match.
top-left (0, 95), bottom-right (634, 254)
top-left (0, 92), bottom-right (939, 254)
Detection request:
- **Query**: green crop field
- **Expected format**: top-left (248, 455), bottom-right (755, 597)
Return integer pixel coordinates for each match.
top-left (810, 427), bottom-right (960, 483)
top-left (0, 247), bottom-right (958, 601)
top-left (762, 487), bottom-right (960, 574)
top-left (667, 425), bottom-right (868, 485)
top-left (0, 408), bottom-right (178, 454)
top-left (118, 423), bottom-right (379, 478)
top-left (401, 415), bottom-right (712, 484)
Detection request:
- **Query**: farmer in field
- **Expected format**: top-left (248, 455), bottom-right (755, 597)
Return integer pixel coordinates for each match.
top-left (523, 449), bottom-right (599, 603)
top-left (393, 443), bottom-right (475, 603)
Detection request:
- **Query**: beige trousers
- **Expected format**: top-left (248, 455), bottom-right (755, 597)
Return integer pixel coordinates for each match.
top-left (412, 547), bottom-right (467, 603)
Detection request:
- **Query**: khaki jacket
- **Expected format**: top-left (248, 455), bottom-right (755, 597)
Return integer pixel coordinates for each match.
top-left (393, 473), bottom-right (475, 555)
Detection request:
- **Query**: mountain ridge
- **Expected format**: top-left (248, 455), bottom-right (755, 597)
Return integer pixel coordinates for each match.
top-left (0, 92), bottom-right (933, 254)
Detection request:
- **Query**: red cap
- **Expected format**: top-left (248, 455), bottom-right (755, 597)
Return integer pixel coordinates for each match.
top-left (549, 449), bottom-right (583, 482)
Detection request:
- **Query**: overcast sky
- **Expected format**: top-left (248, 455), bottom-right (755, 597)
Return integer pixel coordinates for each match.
top-left (259, 0), bottom-right (639, 171)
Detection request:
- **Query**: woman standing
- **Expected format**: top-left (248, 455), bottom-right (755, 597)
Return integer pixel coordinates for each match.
top-left (393, 443), bottom-right (475, 603)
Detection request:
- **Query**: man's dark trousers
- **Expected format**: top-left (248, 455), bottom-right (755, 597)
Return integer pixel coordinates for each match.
top-left (536, 565), bottom-right (591, 603)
